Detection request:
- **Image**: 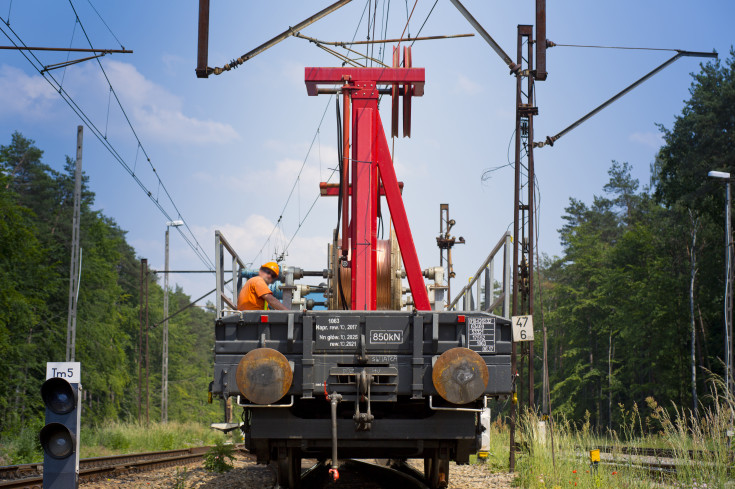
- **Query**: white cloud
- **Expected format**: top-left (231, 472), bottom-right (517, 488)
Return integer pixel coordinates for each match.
top-left (455, 74), bottom-right (482, 95)
top-left (161, 53), bottom-right (187, 76)
top-left (199, 214), bottom-right (329, 272)
top-left (281, 60), bottom-right (306, 88)
top-left (192, 144), bottom-right (339, 191)
top-left (0, 62), bottom-right (238, 145)
top-left (101, 60), bottom-right (239, 144)
top-left (0, 65), bottom-right (58, 119)
top-left (629, 131), bottom-right (663, 149)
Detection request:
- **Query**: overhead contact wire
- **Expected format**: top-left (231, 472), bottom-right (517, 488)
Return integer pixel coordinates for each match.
top-left (0, 14), bottom-right (214, 271)
top-left (410, 0), bottom-right (440, 47)
top-left (85, 0), bottom-right (125, 49)
top-left (553, 43), bottom-right (679, 52)
top-left (251, 0), bottom-right (371, 265)
top-left (67, 0), bottom-right (215, 270)
top-left (250, 94), bottom-right (335, 265)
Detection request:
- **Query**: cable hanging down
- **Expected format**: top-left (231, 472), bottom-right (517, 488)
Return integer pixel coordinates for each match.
top-left (249, 0), bottom-right (371, 267)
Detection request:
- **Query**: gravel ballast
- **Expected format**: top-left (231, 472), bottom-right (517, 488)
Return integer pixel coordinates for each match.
top-left (83, 455), bottom-right (515, 488)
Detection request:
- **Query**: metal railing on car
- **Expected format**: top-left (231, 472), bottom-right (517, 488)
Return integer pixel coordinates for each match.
top-left (448, 232), bottom-right (511, 317)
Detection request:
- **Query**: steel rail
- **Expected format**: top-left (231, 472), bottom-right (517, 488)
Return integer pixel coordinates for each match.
top-left (0, 446), bottom-right (253, 488)
top-left (562, 446), bottom-right (733, 478)
top-left (595, 445), bottom-right (732, 462)
top-left (300, 460), bottom-right (429, 489)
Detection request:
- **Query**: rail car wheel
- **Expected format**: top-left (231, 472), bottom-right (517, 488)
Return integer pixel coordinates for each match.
top-left (276, 448), bottom-right (301, 489)
top-left (424, 450), bottom-right (449, 489)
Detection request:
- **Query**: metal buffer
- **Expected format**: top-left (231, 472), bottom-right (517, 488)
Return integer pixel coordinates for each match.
top-left (305, 47), bottom-right (430, 311)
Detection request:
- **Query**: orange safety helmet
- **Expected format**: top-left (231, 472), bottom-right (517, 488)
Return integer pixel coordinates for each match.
top-left (261, 261), bottom-right (280, 278)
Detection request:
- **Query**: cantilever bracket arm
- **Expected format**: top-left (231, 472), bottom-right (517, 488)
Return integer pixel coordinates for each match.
top-left (534, 50), bottom-right (718, 148)
top-left (448, 0), bottom-right (520, 75)
top-left (196, 0), bottom-right (353, 78)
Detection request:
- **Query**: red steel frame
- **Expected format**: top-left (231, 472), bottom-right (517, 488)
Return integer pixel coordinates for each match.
top-left (305, 67), bottom-right (431, 311)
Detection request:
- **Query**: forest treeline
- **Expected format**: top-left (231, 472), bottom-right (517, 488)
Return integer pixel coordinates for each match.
top-left (0, 133), bottom-right (219, 440)
top-left (531, 50), bottom-right (735, 428)
top-left (0, 50), bottom-right (733, 440)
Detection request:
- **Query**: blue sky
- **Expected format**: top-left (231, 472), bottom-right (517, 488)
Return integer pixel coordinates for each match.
top-left (1, 1), bottom-right (732, 305)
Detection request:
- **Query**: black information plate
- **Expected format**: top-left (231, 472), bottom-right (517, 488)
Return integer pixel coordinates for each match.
top-left (467, 316), bottom-right (496, 353)
top-left (315, 316), bottom-right (359, 351)
top-left (366, 316), bottom-right (411, 352)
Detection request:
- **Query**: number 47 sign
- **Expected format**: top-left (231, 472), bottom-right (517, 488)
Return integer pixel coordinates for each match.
top-left (512, 315), bottom-right (534, 342)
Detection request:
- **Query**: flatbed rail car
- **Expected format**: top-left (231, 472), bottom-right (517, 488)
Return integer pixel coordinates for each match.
top-left (212, 309), bottom-right (511, 487)
top-left (207, 54), bottom-right (515, 489)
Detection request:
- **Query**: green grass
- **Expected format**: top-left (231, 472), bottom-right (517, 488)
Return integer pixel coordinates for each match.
top-left (80, 421), bottom-right (231, 458)
top-left (480, 419), bottom-right (513, 473)
top-left (0, 421), bottom-right (234, 464)
top-left (0, 419), bottom-right (44, 465)
top-left (515, 378), bottom-right (735, 489)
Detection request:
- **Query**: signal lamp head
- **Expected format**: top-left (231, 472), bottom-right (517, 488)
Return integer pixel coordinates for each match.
top-left (39, 423), bottom-right (75, 459)
top-left (41, 377), bottom-right (76, 414)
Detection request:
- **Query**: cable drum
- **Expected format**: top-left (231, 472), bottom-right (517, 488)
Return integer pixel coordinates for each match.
top-left (328, 227), bottom-right (403, 310)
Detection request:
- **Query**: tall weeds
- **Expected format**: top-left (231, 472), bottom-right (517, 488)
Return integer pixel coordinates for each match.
top-left (516, 375), bottom-right (734, 488)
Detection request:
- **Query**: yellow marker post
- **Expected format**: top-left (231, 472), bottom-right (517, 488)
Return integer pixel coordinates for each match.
top-left (589, 448), bottom-right (600, 475)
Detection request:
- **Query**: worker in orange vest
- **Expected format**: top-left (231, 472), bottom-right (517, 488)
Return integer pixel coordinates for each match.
top-left (237, 261), bottom-right (289, 311)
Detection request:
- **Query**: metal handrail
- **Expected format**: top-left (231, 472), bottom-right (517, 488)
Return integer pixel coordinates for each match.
top-left (215, 230), bottom-right (246, 317)
top-left (448, 232), bottom-right (511, 318)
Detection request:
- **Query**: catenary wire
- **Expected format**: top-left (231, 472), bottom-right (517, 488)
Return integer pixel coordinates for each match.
top-left (0, 14), bottom-right (215, 272)
top-left (379, 0), bottom-right (390, 63)
top-left (249, 0), bottom-right (371, 266)
top-left (60, 18), bottom-right (78, 88)
top-left (85, 0), bottom-right (125, 49)
top-left (410, 0), bottom-right (439, 47)
top-left (553, 43), bottom-right (679, 52)
top-left (250, 94), bottom-right (335, 266)
top-left (281, 166), bottom-right (339, 256)
top-left (66, 0), bottom-right (215, 271)
top-left (397, 0), bottom-right (418, 48)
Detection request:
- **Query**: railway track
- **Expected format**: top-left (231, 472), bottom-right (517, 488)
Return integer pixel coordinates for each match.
top-left (597, 445), bottom-right (725, 461)
top-left (299, 460), bottom-right (429, 489)
top-left (0, 445), bottom-right (252, 489)
top-left (581, 446), bottom-right (733, 478)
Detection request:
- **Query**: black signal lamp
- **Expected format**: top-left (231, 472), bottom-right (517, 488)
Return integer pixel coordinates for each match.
top-left (40, 423), bottom-right (76, 459)
top-left (40, 366), bottom-right (81, 489)
top-left (42, 377), bottom-right (76, 414)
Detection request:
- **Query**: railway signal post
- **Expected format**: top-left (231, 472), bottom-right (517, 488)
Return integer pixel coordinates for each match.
top-left (40, 362), bottom-right (81, 489)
